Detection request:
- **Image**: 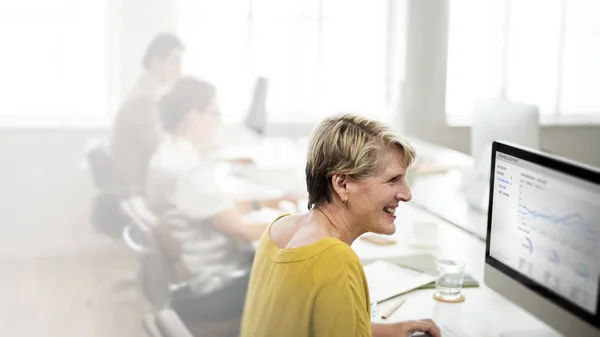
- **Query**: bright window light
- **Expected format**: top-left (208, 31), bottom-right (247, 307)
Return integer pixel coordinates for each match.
top-left (0, 0), bottom-right (107, 124)
top-left (446, 0), bottom-right (600, 118)
top-left (178, 0), bottom-right (389, 123)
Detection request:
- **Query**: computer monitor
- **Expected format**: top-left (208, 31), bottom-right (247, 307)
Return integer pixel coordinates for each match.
top-left (464, 99), bottom-right (540, 212)
top-left (471, 99), bottom-right (540, 164)
top-left (244, 76), bottom-right (269, 136)
top-left (485, 141), bottom-right (600, 336)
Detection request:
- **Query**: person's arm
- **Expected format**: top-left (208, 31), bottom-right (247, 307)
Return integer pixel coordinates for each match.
top-left (372, 323), bottom-right (396, 337)
top-left (371, 319), bottom-right (441, 337)
top-left (175, 164), bottom-right (268, 242)
top-left (235, 192), bottom-right (306, 213)
top-left (209, 208), bottom-right (267, 242)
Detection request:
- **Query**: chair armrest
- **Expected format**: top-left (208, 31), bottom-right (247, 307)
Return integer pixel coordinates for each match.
top-left (156, 309), bottom-right (194, 337)
top-left (122, 224), bottom-right (153, 254)
top-left (142, 313), bottom-right (164, 337)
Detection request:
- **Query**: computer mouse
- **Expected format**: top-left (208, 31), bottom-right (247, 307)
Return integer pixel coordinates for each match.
top-left (409, 332), bottom-right (433, 337)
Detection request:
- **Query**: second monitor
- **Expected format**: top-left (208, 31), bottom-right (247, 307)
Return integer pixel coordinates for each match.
top-left (244, 76), bottom-right (269, 136)
top-left (465, 99), bottom-right (540, 212)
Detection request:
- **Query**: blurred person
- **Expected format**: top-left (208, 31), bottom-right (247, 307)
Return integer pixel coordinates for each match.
top-left (240, 114), bottom-right (441, 337)
top-left (127, 32), bottom-right (184, 101)
top-left (146, 76), bottom-right (297, 327)
top-left (110, 97), bottom-right (161, 195)
top-left (111, 33), bottom-right (184, 195)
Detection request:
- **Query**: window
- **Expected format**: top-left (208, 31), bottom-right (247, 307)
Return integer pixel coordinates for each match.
top-left (177, 0), bottom-right (392, 123)
top-left (0, 0), bottom-right (107, 126)
top-left (446, 0), bottom-right (600, 122)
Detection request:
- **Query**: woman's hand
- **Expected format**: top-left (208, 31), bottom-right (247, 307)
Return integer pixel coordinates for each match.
top-left (393, 319), bottom-right (441, 337)
top-left (372, 319), bottom-right (441, 337)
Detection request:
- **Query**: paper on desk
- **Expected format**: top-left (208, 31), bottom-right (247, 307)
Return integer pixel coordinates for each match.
top-left (364, 260), bottom-right (436, 303)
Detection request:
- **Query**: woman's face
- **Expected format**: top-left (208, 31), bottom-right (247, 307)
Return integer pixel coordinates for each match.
top-left (344, 147), bottom-right (412, 235)
top-left (184, 96), bottom-right (221, 146)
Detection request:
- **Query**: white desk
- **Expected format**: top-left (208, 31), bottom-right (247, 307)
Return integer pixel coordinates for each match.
top-left (352, 202), bottom-right (560, 336)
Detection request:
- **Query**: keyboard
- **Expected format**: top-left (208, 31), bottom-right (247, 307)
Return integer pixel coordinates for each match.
top-left (441, 325), bottom-right (473, 337)
top-left (410, 325), bottom-right (473, 337)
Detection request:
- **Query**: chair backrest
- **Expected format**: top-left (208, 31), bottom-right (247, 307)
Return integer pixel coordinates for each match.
top-left (121, 196), bottom-right (158, 244)
top-left (84, 137), bottom-right (119, 191)
top-left (121, 197), bottom-right (173, 309)
top-left (84, 137), bottom-right (130, 239)
top-left (156, 309), bottom-right (194, 337)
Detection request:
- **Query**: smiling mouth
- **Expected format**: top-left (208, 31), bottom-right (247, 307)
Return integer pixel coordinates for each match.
top-left (383, 207), bottom-right (396, 214)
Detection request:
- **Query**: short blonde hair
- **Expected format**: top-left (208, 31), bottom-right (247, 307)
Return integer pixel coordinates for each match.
top-left (305, 113), bottom-right (416, 209)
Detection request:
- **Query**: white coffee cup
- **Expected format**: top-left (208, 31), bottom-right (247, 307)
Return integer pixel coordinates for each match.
top-left (412, 221), bottom-right (439, 244)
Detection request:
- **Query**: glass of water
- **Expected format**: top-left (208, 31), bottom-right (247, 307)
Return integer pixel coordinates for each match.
top-left (434, 258), bottom-right (465, 301)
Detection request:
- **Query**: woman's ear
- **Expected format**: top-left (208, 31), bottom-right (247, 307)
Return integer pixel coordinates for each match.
top-left (331, 174), bottom-right (348, 203)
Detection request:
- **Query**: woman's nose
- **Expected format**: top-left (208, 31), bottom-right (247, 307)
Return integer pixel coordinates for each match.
top-left (397, 185), bottom-right (412, 202)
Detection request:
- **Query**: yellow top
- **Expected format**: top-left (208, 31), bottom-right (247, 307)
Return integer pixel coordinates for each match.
top-left (240, 215), bottom-right (372, 337)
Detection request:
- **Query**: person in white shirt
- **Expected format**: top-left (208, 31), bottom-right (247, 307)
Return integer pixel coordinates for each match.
top-left (146, 76), bottom-right (294, 327)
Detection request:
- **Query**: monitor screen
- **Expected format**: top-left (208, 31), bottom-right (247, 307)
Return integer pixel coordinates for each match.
top-left (244, 77), bottom-right (268, 136)
top-left (488, 146), bottom-right (600, 316)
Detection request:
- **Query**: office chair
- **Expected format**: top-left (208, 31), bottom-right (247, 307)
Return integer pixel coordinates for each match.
top-left (155, 309), bottom-right (195, 337)
top-left (143, 313), bottom-right (165, 337)
top-left (85, 218), bottom-right (149, 306)
top-left (88, 196), bottom-right (179, 307)
top-left (121, 196), bottom-right (176, 309)
top-left (83, 136), bottom-right (128, 239)
top-left (122, 197), bottom-right (243, 337)
top-left (83, 136), bottom-right (141, 306)
top-left (146, 209), bottom-right (244, 337)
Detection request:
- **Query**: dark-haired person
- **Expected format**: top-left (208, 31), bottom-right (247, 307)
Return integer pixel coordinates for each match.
top-left (110, 33), bottom-right (184, 195)
top-left (146, 76), bottom-right (295, 329)
top-left (128, 32), bottom-right (184, 101)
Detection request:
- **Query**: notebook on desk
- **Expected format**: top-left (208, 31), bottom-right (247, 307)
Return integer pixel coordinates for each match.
top-left (361, 253), bottom-right (438, 275)
top-left (363, 260), bottom-right (436, 303)
top-left (362, 255), bottom-right (480, 303)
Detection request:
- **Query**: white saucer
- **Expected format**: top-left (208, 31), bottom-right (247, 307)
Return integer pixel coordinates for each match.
top-left (407, 237), bottom-right (441, 248)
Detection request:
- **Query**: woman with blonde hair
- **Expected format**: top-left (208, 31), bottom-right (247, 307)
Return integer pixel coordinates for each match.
top-left (241, 114), bottom-right (440, 337)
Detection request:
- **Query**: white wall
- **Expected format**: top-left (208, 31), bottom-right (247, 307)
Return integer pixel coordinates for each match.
top-left (0, 129), bottom-right (102, 257)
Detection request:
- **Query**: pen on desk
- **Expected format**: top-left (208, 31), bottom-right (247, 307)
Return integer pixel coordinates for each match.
top-left (381, 298), bottom-right (406, 319)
